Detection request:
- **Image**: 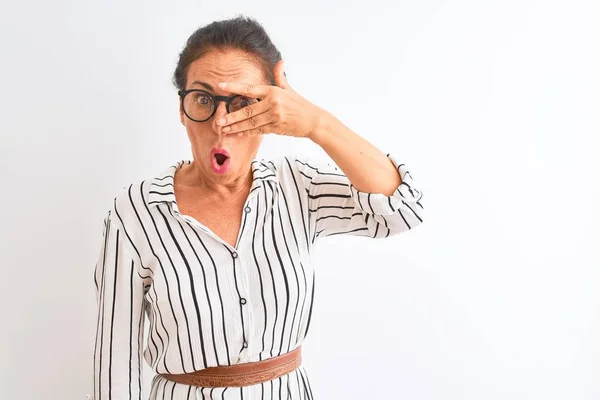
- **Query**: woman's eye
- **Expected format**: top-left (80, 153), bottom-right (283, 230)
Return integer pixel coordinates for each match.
top-left (190, 93), bottom-right (211, 107)
top-left (197, 95), bottom-right (210, 105)
top-left (239, 98), bottom-right (251, 108)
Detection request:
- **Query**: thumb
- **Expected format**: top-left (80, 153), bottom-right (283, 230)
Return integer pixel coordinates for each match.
top-left (274, 60), bottom-right (291, 90)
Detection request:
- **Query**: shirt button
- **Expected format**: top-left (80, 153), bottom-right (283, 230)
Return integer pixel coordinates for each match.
top-left (240, 298), bottom-right (247, 305)
top-left (232, 252), bottom-right (238, 259)
top-left (243, 341), bottom-right (248, 348)
top-left (244, 206), bottom-right (251, 213)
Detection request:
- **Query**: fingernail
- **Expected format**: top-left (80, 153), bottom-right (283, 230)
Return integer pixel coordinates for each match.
top-left (216, 118), bottom-right (226, 126)
top-left (222, 126), bottom-right (231, 132)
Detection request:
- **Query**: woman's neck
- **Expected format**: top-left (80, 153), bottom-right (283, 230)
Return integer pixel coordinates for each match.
top-left (177, 161), bottom-right (253, 200)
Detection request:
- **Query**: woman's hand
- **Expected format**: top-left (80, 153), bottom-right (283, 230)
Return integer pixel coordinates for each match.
top-left (216, 61), bottom-right (328, 139)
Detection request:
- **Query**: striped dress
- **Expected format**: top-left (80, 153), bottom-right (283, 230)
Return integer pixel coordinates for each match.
top-left (92, 154), bottom-right (424, 400)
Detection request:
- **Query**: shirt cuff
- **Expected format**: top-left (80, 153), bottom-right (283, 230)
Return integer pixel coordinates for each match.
top-left (349, 153), bottom-right (423, 216)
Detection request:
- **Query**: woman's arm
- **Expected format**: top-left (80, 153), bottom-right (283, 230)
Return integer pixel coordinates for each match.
top-left (93, 207), bottom-right (146, 399)
top-left (309, 112), bottom-right (402, 196)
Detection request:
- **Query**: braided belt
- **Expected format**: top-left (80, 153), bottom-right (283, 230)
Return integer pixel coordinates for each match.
top-left (159, 346), bottom-right (302, 388)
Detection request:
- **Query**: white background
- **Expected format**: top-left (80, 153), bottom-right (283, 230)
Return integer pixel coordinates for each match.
top-left (1, 0), bottom-right (599, 399)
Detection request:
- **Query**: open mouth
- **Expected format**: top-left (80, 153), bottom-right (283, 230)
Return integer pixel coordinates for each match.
top-left (214, 153), bottom-right (228, 166)
top-left (210, 148), bottom-right (231, 173)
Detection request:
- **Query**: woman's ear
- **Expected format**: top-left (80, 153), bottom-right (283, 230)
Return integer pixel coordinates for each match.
top-left (274, 60), bottom-right (290, 90)
top-left (179, 102), bottom-right (185, 126)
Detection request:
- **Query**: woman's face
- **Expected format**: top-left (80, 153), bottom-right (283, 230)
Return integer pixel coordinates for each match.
top-left (180, 48), bottom-right (267, 185)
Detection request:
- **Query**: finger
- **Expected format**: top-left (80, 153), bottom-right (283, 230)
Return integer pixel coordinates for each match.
top-left (274, 60), bottom-right (291, 90)
top-left (231, 124), bottom-right (275, 136)
top-left (216, 100), bottom-right (270, 127)
top-left (218, 82), bottom-right (272, 97)
top-left (222, 112), bottom-right (273, 135)
top-left (234, 124), bottom-right (274, 136)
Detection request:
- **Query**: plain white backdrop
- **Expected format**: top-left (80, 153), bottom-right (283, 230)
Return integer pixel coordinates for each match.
top-left (1, 0), bottom-right (599, 399)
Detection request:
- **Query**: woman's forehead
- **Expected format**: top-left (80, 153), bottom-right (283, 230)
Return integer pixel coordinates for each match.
top-left (186, 49), bottom-right (267, 88)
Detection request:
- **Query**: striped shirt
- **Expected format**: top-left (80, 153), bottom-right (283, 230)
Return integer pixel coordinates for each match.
top-left (92, 154), bottom-right (424, 400)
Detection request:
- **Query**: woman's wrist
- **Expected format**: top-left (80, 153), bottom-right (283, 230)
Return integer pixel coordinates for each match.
top-left (308, 110), bottom-right (340, 146)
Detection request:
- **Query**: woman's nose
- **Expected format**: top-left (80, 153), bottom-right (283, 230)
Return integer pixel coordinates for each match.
top-left (211, 102), bottom-right (228, 134)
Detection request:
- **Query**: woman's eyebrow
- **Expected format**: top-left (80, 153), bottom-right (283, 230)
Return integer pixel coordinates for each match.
top-left (190, 80), bottom-right (214, 91)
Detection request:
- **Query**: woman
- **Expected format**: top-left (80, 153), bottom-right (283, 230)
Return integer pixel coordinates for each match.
top-left (93, 16), bottom-right (424, 400)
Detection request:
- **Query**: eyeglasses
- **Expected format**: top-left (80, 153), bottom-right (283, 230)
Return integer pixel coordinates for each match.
top-left (178, 89), bottom-right (261, 123)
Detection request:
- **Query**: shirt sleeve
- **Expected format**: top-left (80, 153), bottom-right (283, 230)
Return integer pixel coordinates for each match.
top-left (93, 208), bottom-right (146, 400)
top-left (292, 153), bottom-right (424, 241)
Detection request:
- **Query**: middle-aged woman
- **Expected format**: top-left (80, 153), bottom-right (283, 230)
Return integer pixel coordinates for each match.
top-left (93, 16), bottom-right (424, 400)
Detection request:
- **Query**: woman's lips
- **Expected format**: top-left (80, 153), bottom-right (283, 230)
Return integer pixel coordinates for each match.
top-left (210, 148), bottom-right (230, 174)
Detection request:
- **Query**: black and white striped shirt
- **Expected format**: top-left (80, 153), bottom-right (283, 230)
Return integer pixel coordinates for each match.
top-left (92, 154), bottom-right (424, 400)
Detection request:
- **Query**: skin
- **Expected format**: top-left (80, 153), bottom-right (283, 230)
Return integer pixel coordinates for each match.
top-left (174, 48), bottom-right (402, 246)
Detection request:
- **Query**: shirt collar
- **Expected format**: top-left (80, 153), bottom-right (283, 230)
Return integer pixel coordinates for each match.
top-left (148, 159), bottom-right (278, 208)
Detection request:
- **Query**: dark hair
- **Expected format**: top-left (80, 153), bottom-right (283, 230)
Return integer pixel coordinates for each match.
top-left (172, 16), bottom-right (282, 91)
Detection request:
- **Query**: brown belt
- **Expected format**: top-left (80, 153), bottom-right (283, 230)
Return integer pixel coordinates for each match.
top-left (159, 346), bottom-right (302, 388)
